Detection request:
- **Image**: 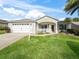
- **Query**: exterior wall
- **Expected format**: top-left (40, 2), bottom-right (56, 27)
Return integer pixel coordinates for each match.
top-left (8, 23), bottom-right (12, 32)
top-left (58, 21), bottom-right (71, 32)
top-left (55, 22), bottom-right (58, 33)
top-left (49, 24), bottom-right (52, 33)
top-left (71, 24), bottom-right (79, 31)
top-left (67, 24), bottom-right (72, 29)
top-left (32, 23), bottom-right (36, 34)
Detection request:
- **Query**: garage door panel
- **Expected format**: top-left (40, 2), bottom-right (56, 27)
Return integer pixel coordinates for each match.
top-left (11, 24), bottom-right (34, 33)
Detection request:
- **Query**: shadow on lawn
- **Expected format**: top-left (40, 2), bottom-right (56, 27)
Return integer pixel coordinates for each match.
top-left (67, 41), bottom-right (79, 56)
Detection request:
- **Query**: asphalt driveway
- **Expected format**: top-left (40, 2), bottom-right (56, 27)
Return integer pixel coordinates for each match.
top-left (0, 33), bottom-right (26, 50)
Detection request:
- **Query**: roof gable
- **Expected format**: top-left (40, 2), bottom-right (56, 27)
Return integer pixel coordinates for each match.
top-left (72, 22), bottom-right (79, 26)
top-left (36, 16), bottom-right (58, 23)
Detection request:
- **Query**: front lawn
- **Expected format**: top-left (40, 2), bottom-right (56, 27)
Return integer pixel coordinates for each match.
top-left (0, 33), bottom-right (79, 59)
top-left (0, 30), bottom-right (6, 34)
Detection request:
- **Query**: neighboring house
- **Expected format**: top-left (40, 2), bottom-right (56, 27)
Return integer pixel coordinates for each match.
top-left (58, 21), bottom-right (70, 32)
top-left (0, 19), bottom-right (8, 27)
top-left (58, 21), bottom-right (79, 32)
top-left (8, 16), bottom-right (58, 34)
top-left (71, 22), bottom-right (79, 31)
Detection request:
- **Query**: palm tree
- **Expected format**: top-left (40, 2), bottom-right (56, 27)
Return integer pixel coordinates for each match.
top-left (64, 0), bottom-right (79, 15)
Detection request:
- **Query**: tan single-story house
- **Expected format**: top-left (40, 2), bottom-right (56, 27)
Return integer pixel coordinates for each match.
top-left (8, 16), bottom-right (59, 34)
top-left (1, 16), bottom-right (79, 34)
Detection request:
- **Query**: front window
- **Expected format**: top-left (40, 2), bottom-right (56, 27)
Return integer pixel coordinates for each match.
top-left (38, 24), bottom-right (48, 33)
top-left (40, 25), bottom-right (47, 29)
top-left (59, 24), bottom-right (67, 30)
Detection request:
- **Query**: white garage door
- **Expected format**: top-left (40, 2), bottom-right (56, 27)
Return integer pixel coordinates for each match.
top-left (11, 23), bottom-right (34, 33)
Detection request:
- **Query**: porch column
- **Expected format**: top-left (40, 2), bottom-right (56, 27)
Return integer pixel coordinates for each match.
top-left (49, 24), bottom-right (52, 33)
top-left (55, 22), bottom-right (58, 33)
top-left (36, 23), bottom-right (39, 34)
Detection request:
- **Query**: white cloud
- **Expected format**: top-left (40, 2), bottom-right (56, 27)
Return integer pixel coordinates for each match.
top-left (25, 9), bottom-right (45, 19)
top-left (0, 0), bottom-right (15, 3)
top-left (1, 5), bottom-right (46, 19)
top-left (0, 4), bottom-right (3, 7)
top-left (22, 0), bottom-right (51, 3)
top-left (1, 0), bottom-right (64, 14)
top-left (3, 7), bottom-right (26, 16)
top-left (0, 0), bottom-right (65, 20)
top-left (59, 18), bottom-right (65, 21)
top-left (12, 1), bottom-right (64, 14)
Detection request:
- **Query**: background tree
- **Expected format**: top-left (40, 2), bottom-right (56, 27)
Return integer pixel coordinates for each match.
top-left (64, 18), bottom-right (72, 22)
top-left (73, 18), bottom-right (79, 22)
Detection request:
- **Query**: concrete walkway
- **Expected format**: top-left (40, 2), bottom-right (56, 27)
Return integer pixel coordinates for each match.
top-left (0, 33), bottom-right (26, 50)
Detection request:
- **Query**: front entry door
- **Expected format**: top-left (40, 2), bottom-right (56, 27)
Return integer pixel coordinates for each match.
top-left (51, 25), bottom-right (54, 32)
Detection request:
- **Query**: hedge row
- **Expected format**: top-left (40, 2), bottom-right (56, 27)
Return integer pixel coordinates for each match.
top-left (67, 29), bottom-right (79, 36)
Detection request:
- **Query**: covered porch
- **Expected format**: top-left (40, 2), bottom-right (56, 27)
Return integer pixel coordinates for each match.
top-left (37, 22), bottom-right (58, 34)
top-left (36, 16), bottom-right (58, 34)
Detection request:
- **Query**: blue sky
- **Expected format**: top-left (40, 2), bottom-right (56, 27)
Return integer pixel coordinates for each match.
top-left (0, 0), bottom-right (78, 20)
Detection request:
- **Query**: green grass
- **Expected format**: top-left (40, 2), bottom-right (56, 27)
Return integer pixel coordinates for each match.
top-left (0, 30), bottom-right (6, 34)
top-left (0, 33), bottom-right (79, 59)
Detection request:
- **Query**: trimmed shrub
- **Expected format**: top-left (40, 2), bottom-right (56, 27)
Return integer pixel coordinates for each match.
top-left (67, 29), bottom-right (79, 36)
top-left (4, 27), bottom-right (11, 33)
top-left (67, 29), bottom-right (74, 34)
top-left (0, 26), bottom-right (10, 33)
